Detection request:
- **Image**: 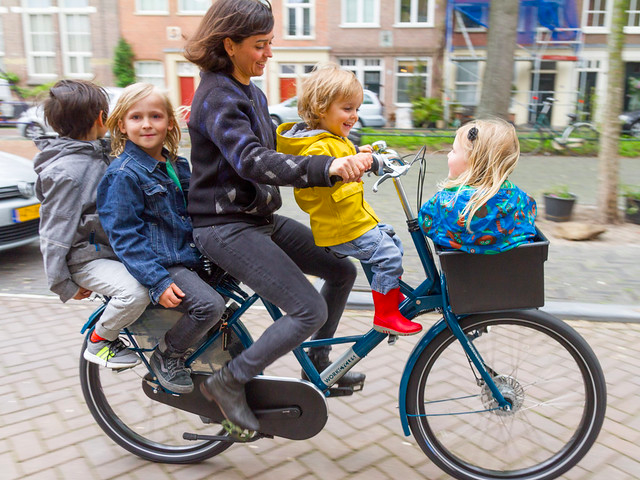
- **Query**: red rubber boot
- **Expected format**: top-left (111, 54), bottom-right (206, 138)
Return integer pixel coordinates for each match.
top-left (372, 288), bottom-right (422, 336)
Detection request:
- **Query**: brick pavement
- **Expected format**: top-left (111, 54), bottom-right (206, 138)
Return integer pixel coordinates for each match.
top-left (1, 295), bottom-right (640, 479)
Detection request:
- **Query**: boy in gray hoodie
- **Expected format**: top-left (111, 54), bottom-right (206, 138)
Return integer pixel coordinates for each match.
top-left (34, 80), bottom-right (149, 369)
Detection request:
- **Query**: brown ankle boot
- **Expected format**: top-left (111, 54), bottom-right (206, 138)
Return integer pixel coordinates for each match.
top-left (372, 288), bottom-right (422, 336)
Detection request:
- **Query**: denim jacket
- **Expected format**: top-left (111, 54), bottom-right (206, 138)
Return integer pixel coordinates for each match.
top-left (97, 141), bottom-right (202, 304)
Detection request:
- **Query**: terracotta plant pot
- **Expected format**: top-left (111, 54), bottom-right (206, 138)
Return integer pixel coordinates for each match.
top-left (543, 193), bottom-right (576, 222)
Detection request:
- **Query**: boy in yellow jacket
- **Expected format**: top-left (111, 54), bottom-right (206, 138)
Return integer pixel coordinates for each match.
top-left (276, 63), bottom-right (421, 336)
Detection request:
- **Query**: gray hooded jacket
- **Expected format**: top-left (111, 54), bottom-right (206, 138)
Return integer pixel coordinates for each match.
top-left (33, 136), bottom-right (117, 302)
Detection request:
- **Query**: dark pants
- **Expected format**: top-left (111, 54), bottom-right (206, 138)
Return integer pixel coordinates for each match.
top-left (193, 215), bottom-right (357, 384)
top-left (161, 265), bottom-right (226, 356)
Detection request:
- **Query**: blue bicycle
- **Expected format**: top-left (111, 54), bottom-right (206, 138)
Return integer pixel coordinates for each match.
top-left (79, 143), bottom-right (606, 480)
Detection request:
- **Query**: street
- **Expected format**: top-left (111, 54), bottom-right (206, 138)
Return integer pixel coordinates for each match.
top-left (1, 132), bottom-right (640, 478)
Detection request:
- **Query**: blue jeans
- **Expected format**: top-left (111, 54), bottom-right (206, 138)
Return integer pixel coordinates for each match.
top-left (160, 265), bottom-right (226, 356)
top-left (193, 215), bottom-right (356, 384)
top-left (327, 224), bottom-right (403, 295)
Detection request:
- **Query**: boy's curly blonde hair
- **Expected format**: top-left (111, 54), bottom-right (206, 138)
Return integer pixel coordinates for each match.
top-left (107, 82), bottom-right (181, 159)
top-left (298, 63), bottom-right (363, 129)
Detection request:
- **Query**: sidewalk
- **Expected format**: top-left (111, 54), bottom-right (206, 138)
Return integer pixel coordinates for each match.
top-left (1, 295), bottom-right (640, 479)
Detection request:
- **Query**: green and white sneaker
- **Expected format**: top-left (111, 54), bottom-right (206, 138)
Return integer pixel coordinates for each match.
top-left (84, 338), bottom-right (141, 369)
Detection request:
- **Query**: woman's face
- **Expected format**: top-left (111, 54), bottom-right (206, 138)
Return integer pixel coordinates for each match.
top-left (225, 31), bottom-right (274, 85)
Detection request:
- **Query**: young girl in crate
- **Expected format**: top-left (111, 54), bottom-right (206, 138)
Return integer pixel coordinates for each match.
top-left (419, 118), bottom-right (537, 253)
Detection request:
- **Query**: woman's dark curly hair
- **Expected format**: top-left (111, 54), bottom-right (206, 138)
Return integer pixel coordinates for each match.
top-left (184, 0), bottom-right (274, 73)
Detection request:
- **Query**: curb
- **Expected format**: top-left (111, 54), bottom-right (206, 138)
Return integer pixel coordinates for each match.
top-left (345, 290), bottom-right (640, 323)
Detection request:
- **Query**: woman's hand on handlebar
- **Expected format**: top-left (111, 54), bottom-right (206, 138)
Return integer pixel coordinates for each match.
top-left (328, 152), bottom-right (373, 183)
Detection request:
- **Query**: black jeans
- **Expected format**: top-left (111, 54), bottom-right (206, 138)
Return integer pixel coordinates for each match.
top-left (193, 215), bottom-right (356, 383)
top-left (161, 265), bottom-right (226, 356)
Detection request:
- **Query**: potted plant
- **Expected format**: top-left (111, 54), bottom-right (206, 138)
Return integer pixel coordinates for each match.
top-left (622, 185), bottom-right (640, 225)
top-left (543, 185), bottom-right (577, 222)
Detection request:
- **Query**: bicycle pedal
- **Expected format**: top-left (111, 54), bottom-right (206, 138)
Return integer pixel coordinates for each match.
top-left (326, 386), bottom-right (356, 397)
top-left (221, 419), bottom-right (256, 442)
top-left (388, 335), bottom-right (398, 345)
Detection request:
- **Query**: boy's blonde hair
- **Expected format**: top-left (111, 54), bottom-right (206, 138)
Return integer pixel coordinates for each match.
top-left (107, 83), bottom-right (181, 159)
top-left (298, 63), bottom-right (363, 129)
top-left (442, 118), bottom-right (521, 231)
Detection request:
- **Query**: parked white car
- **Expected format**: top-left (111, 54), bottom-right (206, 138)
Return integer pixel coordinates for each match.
top-left (268, 89), bottom-right (386, 128)
top-left (17, 87), bottom-right (124, 139)
top-left (0, 151), bottom-right (40, 251)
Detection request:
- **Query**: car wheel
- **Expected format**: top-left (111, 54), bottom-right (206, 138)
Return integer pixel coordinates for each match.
top-left (270, 115), bottom-right (282, 126)
top-left (24, 123), bottom-right (45, 139)
top-left (630, 121), bottom-right (640, 138)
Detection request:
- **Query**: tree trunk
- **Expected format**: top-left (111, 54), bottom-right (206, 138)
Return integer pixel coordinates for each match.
top-left (476, 0), bottom-right (519, 119)
top-left (597, 0), bottom-right (625, 224)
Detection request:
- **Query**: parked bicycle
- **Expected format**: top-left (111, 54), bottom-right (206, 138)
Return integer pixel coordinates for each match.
top-left (519, 97), bottom-right (599, 156)
top-left (79, 142), bottom-right (606, 480)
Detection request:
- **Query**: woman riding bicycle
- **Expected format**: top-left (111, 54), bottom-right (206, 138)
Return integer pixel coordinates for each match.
top-left (183, 0), bottom-right (372, 432)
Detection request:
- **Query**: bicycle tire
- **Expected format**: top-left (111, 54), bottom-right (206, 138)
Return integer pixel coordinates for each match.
top-left (405, 309), bottom-right (606, 480)
top-left (561, 123), bottom-right (599, 156)
top-left (79, 336), bottom-right (235, 463)
top-left (519, 128), bottom-right (545, 156)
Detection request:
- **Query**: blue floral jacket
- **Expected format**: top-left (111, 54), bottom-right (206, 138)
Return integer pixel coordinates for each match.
top-left (97, 141), bottom-right (202, 303)
top-left (418, 181), bottom-right (537, 254)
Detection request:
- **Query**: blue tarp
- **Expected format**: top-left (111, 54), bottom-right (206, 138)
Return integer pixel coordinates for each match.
top-left (448, 0), bottom-right (579, 46)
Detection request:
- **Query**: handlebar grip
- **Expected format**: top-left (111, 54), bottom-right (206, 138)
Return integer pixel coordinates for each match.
top-left (369, 153), bottom-right (385, 176)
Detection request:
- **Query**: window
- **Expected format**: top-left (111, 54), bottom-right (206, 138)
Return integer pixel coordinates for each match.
top-left (277, 63), bottom-right (314, 101)
top-left (339, 58), bottom-right (383, 97)
top-left (179, 0), bottom-right (209, 14)
top-left (285, 0), bottom-right (313, 38)
top-left (342, 0), bottom-right (378, 26)
top-left (583, 0), bottom-right (609, 31)
top-left (454, 62), bottom-right (479, 106)
top-left (135, 61), bottom-right (165, 88)
top-left (395, 59), bottom-right (429, 104)
top-left (628, 0), bottom-right (640, 28)
top-left (136, 0), bottom-right (168, 14)
top-left (62, 13), bottom-right (92, 76)
top-left (0, 20), bottom-right (4, 71)
top-left (27, 12), bottom-right (56, 76)
top-left (397, 0), bottom-right (433, 26)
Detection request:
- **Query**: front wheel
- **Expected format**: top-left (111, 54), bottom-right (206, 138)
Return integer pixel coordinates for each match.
top-left (561, 123), bottom-right (599, 156)
top-left (406, 310), bottom-right (606, 480)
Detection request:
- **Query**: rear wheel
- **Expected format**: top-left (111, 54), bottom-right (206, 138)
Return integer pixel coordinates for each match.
top-left (561, 123), bottom-right (599, 156)
top-left (79, 325), bottom-right (250, 463)
top-left (406, 310), bottom-right (606, 480)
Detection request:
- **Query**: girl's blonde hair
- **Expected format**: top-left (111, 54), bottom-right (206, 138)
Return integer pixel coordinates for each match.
top-left (107, 82), bottom-right (181, 159)
top-left (442, 118), bottom-right (520, 231)
top-left (298, 63), bottom-right (363, 129)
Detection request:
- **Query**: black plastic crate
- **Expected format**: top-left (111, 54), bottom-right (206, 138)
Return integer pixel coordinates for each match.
top-left (435, 230), bottom-right (549, 314)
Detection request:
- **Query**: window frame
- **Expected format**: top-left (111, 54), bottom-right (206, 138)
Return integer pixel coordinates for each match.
top-left (338, 57), bottom-right (384, 98)
top-left (135, 60), bottom-right (166, 88)
top-left (21, 0), bottom-right (57, 80)
top-left (178, 0), bottom-right (210, 15)
top-left (284, 0), bottom-right (314, 39)
top-left (341, 0), bottom-right (379, 28)
top-left (59, 5), bottom-right (93, 78)
top-left (135, 0), bottom-right (169, 15)
top-left (395, 0), bottom-right (435, 28)
top-left (394, 57), bottom-right (431, 106)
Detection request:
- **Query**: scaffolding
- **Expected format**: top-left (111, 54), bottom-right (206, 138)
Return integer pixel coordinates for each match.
top-left (444, 0), bottom-right (582, 125)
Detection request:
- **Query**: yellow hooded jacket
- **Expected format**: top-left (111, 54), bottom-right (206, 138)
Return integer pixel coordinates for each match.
top-left (276, 122), bottom-right (379, 247)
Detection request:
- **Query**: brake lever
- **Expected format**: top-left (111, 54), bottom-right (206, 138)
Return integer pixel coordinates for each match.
top-left (372, 173), bottom-right (393, 192)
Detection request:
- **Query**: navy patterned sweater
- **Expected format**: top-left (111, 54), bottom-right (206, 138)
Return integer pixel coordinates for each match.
top-left (187, 71), bottom-right (335, 226)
